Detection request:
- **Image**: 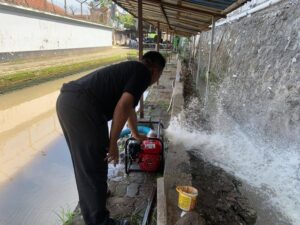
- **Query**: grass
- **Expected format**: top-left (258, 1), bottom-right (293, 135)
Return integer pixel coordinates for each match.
top-left (54, 207), bottom-right (76, 225)
top-left (0, 50), bottom-right (138, 93)
top-left (129, 212), bottom-right (143, 225)
top-left (157, 100), bottom-right (169, 111)
top-left (197, 70), bottom-right (220, 84)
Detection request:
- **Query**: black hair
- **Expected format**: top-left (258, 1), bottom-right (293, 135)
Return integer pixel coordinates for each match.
top-left (142, 51), bottom-right (166, 71)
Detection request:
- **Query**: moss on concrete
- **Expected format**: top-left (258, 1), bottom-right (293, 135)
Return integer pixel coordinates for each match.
top-left (0, 51), bottom-right (138, 93)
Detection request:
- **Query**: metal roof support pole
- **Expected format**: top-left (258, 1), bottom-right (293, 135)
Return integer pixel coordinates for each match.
top-left (189, 36), bottom-right (194, 71)
top-left (138, 0), bottom-right (144, 118)
top-left (167, 29), bottom-right (171, 62)
top-left (156, 21), bottom-right (161, 85)
top-left (189, 37), bottom-right (192, 63)
top-left (206, 16), bottom-right (215, 81)
top-left (156, 22), bottom-right (160, 52)
top-left (196, 33), bottom-right (201, 90)
top-left (166, 29), bottom-right (169, 42)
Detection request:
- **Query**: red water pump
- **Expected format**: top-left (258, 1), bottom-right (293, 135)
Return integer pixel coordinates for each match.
top-left (124, 121), bottom-right (164, 174)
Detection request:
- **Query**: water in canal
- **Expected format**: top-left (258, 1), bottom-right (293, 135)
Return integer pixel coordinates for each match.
top-left (0, 72), bottom-right (84, 225)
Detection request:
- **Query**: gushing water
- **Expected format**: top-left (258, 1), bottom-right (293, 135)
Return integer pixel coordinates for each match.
top-left (166, 98), bottom-right (300, 224)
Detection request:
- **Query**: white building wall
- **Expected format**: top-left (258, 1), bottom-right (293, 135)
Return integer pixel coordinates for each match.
top-left (0, 3), bottom-right (112, 53)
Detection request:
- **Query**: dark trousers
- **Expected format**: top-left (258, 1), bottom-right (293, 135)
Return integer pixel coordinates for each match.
top-left (56, 88), bottom-right (110, 225)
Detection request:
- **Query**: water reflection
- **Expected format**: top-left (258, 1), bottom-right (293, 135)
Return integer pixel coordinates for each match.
top-left (0, 73), bottom-right (86, 225)
top-left (0, 72), bottom-right (86, 186)
top-left (0, 84), bottom-right (64, 186)
top-left (0, 108), bottom-right (61, 185)
top-left (0, 136), bottom-right (78, 225)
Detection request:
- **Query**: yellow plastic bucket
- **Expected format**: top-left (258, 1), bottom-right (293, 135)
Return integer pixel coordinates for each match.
top-left (176, 186), bottom-right (198, 211)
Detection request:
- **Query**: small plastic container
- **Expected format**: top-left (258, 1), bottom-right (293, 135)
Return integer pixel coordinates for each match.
top-left (176, 186), bottom-right (198, 211)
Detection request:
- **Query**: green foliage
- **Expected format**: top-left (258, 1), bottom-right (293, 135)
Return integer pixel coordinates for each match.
top-left (208, 71), bottom-right (219, 83)
top-left (160, 50), bottom-right (171, 60)
top-left (0, 52), bottom-right (137, 93)
top-left (178, 37), bottom-right (190, 61)
top-left (116, 13), bottom-right (135, 29)
top-left (198, 71), bottom-right (219, 84)
top-left (54, 207), bottom-right (75, 225)
top-left (126, 51), bottom-right (138, 60)
top-left (91, 0), bottom-right (112, 8)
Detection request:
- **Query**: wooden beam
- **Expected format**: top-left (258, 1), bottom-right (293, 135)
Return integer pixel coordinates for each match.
top-left (175, 30), bottom-right (194, 37)
top-left (172, 23), bottom-right (203, 33)
top-left (156, 21), bottom-right (160, 85)
top-left (112, 0), bottom-right (223, 35)
top-left (176, 0), bottom-right (182, 20)
top-left (142, 0), bottom-right (225, 17)
top-left (167, 15), bottom-right (209, 26)
top-left (156, 21), bottom-right (160, 52)
top-left (174, 27), bottom-right (197, 34)
top-left (160, 2), bottom-right (172, 30)
top-left (148, 19), bottom-right (210, 32)
top-left (165, 10), bottom-right (212, 22)
top-left (170, 22), bottom-right (209, 32)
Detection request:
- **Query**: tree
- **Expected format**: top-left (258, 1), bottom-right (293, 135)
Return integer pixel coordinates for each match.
top-left (97, 0), bottom-right (111, 8)
top-left (69, 5), bottom-right (77, 15)
top-left (75, 0), bottom-right (88, 16)
top-left (87, 0), bottom-right (112, 24)
top-left (116, 13), bottom-right (135, 29)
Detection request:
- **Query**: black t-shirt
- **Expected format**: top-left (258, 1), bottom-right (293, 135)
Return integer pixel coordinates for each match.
top-left (68, 61), bottom-right (151, 121)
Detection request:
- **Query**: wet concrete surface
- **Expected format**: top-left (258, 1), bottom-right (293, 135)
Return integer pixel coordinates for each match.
top-left (189, 150), bottom-right (257, 225)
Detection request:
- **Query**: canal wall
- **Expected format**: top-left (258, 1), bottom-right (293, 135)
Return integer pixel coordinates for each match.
top-left (191, 0), bottom-right (300, 146)
top-left (0, 2), bottom-right (112, 61)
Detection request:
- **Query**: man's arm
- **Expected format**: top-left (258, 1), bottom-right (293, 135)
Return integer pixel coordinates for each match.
top-left (107, 92), bottom-right (134, 166)
top-left (127, 109), bottom-right (147, 140)
top-left (127, 109), bottom-right (139, 137)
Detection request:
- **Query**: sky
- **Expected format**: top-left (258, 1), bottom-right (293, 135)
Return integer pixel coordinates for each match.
top-left (50, 0), bottom-right (90, 14)
top-left (50, 0), bottom-right (124, 15)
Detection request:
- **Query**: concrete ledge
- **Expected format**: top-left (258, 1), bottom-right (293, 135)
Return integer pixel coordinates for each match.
top-left (170, 80), bottom-right (184, 117)
top-left (164, 76), bottom-right (193, 225)
top-left (157, 177), bottom-right (167, 225)
top-left (0, 46), bottom-right (112, 62)
top-left (156, 59), bottom-right (193, 225)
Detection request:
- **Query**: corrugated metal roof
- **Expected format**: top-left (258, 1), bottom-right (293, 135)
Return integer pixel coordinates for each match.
top-left (112, 0), bottom-right (249, 36)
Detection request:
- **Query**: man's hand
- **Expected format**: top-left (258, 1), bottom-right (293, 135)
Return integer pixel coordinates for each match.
top-left (127, 109), bottom-right (147, 142)
top-left (105, 142), bottom-right (119, 167)
top-left (108, 92), bottom-right (135, 167)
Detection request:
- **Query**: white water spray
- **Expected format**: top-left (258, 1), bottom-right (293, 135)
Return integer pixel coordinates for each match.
top-left (167, 98), bottom-right (300, 224)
